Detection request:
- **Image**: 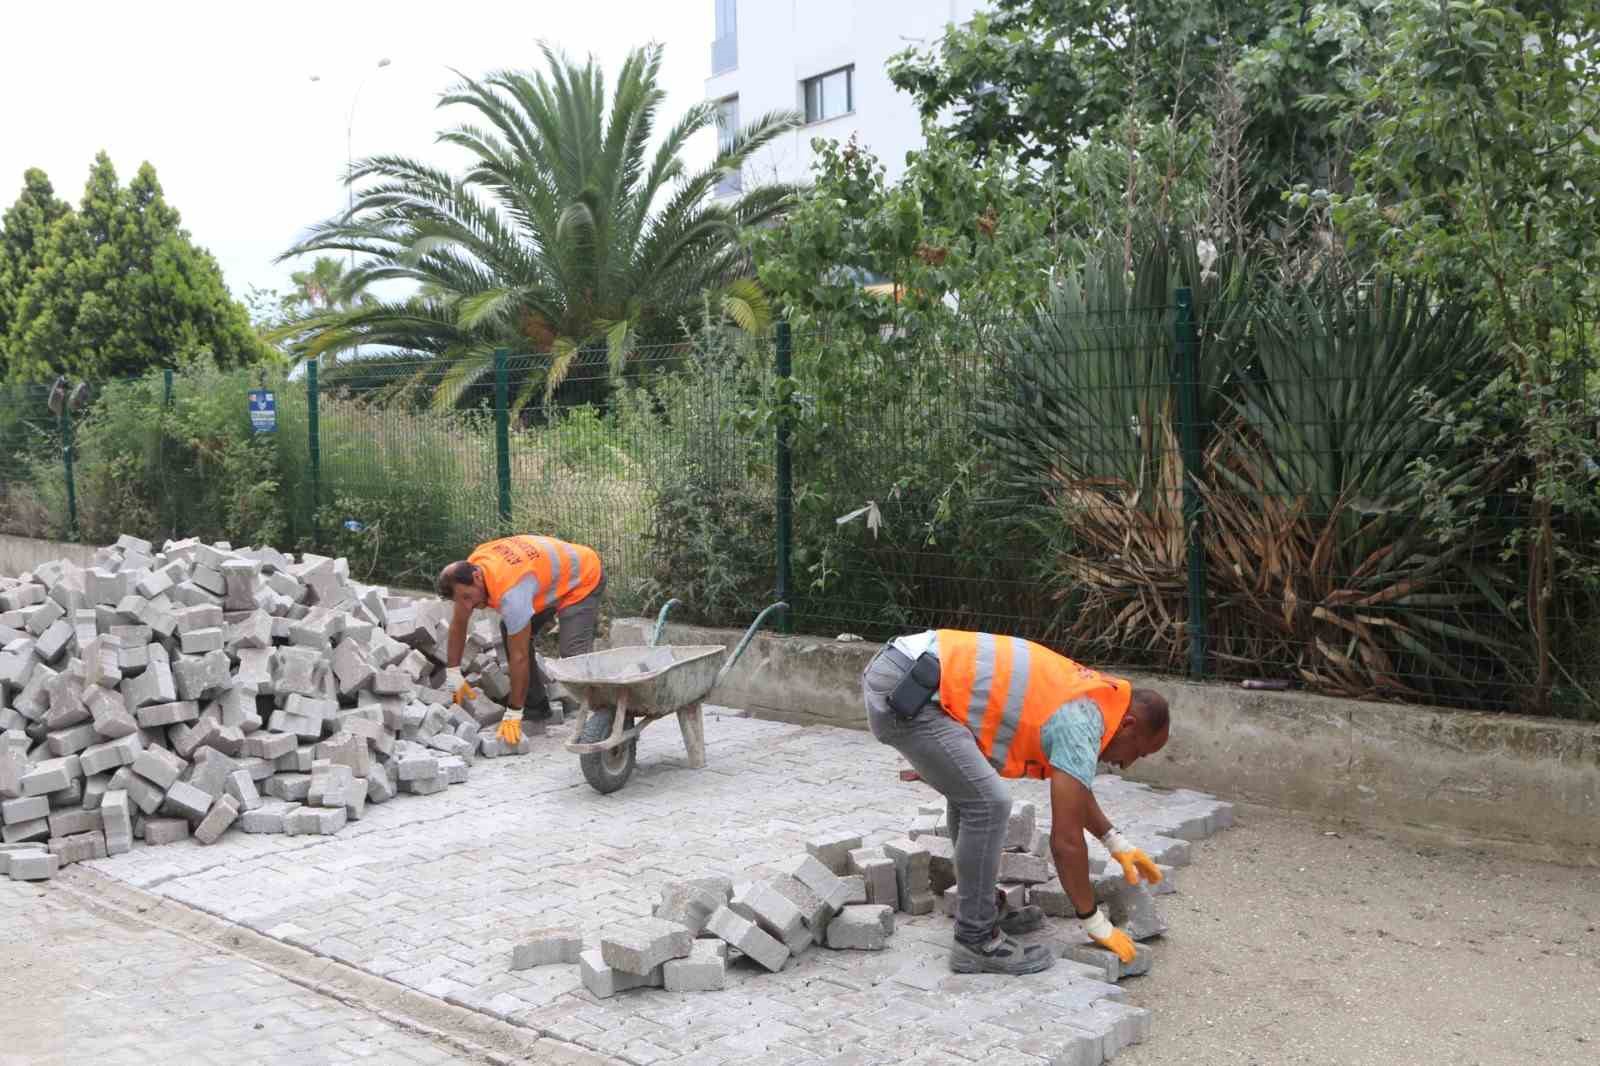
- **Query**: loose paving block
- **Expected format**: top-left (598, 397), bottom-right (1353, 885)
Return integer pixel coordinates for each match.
top-left (162, 780), bottom-right (212, 821)
top-left (46, 722), bottom-right (100, 757)
top-left (131, 748), bottom-right (184, 789)
top-left (882, 837), bottom-right (936, 914)
top-left (284, 805), bottom-right (347, 836)
top-left (1005, 801), bottom-right (1037, 850)
top-left (0, 749), bottom-right (22, 800)
top-left (186, 748), bottom-right (240, 798)
top-left (48, 829), bottom-right (107, 865)
top-left (705, 905), bottom-right (789, 973)
top-left (136, 700), bottom-right (200, 729)
top-left (1029, 879), bottom-right (1075, 917)
top-left (243, 731), bottom-right (297, 760)
top-left (225, 769), bottom-right (262, 811)
top-left (663, 953), bottom-right (726, 992)
top-left (239, 801), bottom-right (293, 834)
top-left (143, 817), bottom-right (190, 846)
top-left (316, 731), bottom-right (369, 777)
top-left (998, 850), bottom-right (1054, 885)
top-left (173, 650), bottom-right (231, 702)
top-left (476, 729), bottom-right (532, 758)
top-left (770, 875), bottom-right (829, 931)
top-left (47, 777), bottom-right (85, 809)
top-left (20, 757), bottom-right (78, 797)
top-left (1103, 880), bottom-right (1168, 941)
top-left (366, 769), bottom-right (397, 804)
top-left (848, 847), bottom-right (899, 907)
top-left (47, 808), bottom-right (102, 837)
top-left (123, 774), bottom-right (165, 816)
top-left (179, 627), bottom-right (224, 654)
top-left (101, 790), bottom-right (132, 854)
top-left (600, 917), bottom-right (694, 976)
top-left (7, 850), bottom-right (59, 880)
top-left (171, 717), bottom-right (222, 760)
top-left (437, 755), bottom-right (469, 784)
top-left (396, 751), bottom-right (439, 782)
top-left (729, 880), bottom-right (807, 947)
top-left (194, 794), bottom-right (240, 844)
top-left (510, 926), bottom-right (583, 969)
top-left (81, 638), bottom-right (121, 689)
top-left (824, 904), bottom-right (894, 950)
top-left (579, 948), bottom-right (662, 999)
top-left (806, 831), bottom-right (862, 875)
top-left (775, 852), bottom-right (854, 914)
top-left (342, 779), bottom-right (368, 820)
top-left (654, 880), bottom-right (729, 936)
top-left (839, 874), bottom-right (867, 905)
top-left (122, 659), bottom-right (176, 708)
top-left (1062, 942), bottom-right (1153, 983)
top-left (2, 817), bottom-right (49, 843)
top-left (922, 834), bottom-right (957, 894)
top-left (308, 761), bottom-right (354, 807)
top-left (85, 688), bottom-right (137, 739)
top-left (1142, 835), bottom-right (1191, 868)
top-left (2, 795), bottom-right (49, 825)
top-left (35, 619), bottom-right (72, 663)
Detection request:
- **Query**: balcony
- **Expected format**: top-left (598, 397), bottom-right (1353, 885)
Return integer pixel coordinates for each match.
top-left (711, 34), bottom-right (737, 75)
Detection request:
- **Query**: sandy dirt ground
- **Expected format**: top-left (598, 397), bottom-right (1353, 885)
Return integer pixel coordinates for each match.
top-left (1116, 805), bottom-right (1598, 1066)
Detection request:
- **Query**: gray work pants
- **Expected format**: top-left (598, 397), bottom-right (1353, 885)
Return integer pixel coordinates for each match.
top-left (503, 573), bottom-right (606, 715)
top-left (862, 645), bottom-right (1012, 944)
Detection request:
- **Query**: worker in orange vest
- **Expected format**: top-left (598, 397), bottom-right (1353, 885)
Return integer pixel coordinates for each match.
top-left (863, 630), bottom-right (1170, 975)
top-left (435, 535), bottom-right (606, 745)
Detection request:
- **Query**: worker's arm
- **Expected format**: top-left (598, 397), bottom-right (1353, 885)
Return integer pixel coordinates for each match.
top-left (1083, 788), bottom-right (1113, 840)
top-left (1050, 769), bottom-right (1138, 963)
top-left (496, 623), bottom-right (531, 746)
top-left (443, 603), bottom-right (476, 704)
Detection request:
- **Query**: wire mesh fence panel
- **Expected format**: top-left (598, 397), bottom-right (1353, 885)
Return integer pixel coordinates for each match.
top-left (0, 380), bottom-right (60, 539)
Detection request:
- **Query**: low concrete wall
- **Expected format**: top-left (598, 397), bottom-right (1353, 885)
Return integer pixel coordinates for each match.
top-left (0, 532), bottom-right (97, 576)
top-left (610, 617), bottom-right (1600, 865)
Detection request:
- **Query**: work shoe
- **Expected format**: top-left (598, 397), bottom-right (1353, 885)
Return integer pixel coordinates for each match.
top-left (998, 904), bottom-right (1045, 936)
top-left (949, 930), bottom-right (1055, 975)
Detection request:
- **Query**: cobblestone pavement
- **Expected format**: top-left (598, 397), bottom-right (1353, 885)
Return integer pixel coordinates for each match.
top-left (77, 712), bottom-right (1231, 1065)
top-left (0, 880), bottom-right (471, 1066)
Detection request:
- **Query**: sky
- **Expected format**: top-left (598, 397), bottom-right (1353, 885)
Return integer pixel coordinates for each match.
top-left (0, 0), bottom-right (717, 301)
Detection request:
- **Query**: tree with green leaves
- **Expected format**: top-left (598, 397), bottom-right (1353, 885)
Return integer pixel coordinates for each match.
top-left (3, 153), bottom-right (267, 381)
top-left (887, 0), bottom-right (1379, 224)
top-left (0, 168), bottom-right (72, 374)
top-left (282, 255), bottom-right (368, 315)
top-left (278, 43), bottom-right (799, 407)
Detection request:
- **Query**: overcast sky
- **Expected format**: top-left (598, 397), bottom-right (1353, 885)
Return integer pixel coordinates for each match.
top-left (0, 0), bottom-right (716, 300)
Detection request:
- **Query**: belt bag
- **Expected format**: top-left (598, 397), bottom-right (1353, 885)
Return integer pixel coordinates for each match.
top-left (888, 651), bottom-right (941, 720)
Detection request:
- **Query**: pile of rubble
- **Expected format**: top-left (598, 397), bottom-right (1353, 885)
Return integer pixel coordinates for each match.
top-left (1, 535), bottom-right (533, 881)
top-left (512, 794), bottom-right (1202, 996)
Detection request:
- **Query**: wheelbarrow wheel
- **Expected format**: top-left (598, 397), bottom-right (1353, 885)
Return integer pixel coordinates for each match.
top-left (578, 709), bottom-right (636, 794)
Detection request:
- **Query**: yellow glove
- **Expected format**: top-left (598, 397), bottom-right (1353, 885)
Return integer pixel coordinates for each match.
top-left (497, 708), bottom-right (524, 746)
top-left (1102, 828), bottom-right (1163, 886)
top-left (445, 666), bottom-right (477, 706)
top-left (1082, 908), bottom-right (1137, 964)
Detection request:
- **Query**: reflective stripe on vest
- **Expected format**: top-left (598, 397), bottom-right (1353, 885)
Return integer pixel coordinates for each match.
top-left (935, 629), bottom-right (1132, 779)
top-left (469, 535), bottom-right (602, 614)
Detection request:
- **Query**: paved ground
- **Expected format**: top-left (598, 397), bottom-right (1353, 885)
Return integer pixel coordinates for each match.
top-left (50, 711), bottom-right (1226, 1065)
top-left (0, 879), bottom-right (468, 1065)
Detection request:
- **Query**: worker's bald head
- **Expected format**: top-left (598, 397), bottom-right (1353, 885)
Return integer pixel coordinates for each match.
top-left (1102, 688), bottom-right (1170, 769)
top-left (436, 560), bottom-right (485, 608)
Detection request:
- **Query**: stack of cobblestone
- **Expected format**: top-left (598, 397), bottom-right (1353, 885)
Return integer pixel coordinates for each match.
top-left (0, 535), bottom-right (533, 881)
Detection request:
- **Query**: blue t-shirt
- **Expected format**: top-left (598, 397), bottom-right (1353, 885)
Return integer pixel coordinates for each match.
top-left (1038, 697), bottom-right (1104, 789)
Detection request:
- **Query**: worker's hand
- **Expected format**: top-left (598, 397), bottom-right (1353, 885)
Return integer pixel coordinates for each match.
top-left (497, 707), bottom-right (524, 746)
top-left (1082, 908), bottom-right (1137, 964)
top-left (1102, 828), bottom-right (1163, 886)
top-left (445, 666), bottom-right (477, 706)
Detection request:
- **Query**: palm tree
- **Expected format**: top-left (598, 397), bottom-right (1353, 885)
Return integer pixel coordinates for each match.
top-left (281, 256), bottom-right (367, 315)
top-left (276, 43), bottom-right (798, 407)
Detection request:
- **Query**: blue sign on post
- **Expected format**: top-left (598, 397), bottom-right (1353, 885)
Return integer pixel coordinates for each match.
top-left (248, 389), bottom-right (277, 434)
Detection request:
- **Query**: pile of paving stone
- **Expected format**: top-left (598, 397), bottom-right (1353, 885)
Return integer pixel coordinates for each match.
top-left (0, 534), bottom-right (534, 882)
top-left (510, 793), bottom-right (1208, 997)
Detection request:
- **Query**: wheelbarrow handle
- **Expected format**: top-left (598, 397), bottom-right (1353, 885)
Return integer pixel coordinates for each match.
top-left (715, 601), bottom-right (788, 687)
top-left (649, 598), bottom-right (683, 648)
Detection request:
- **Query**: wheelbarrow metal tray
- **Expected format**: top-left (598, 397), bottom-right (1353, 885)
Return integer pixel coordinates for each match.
top-left (544, 645), bottom-right (726, 717)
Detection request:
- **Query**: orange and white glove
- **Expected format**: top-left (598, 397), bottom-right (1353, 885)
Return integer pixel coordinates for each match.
top-left (445, 666), bottom-right (477, 706)
top-left (1081, 907), bottom-right (1137, 964)
top-left (497, 707), bottom-right (524, 746)
top-left (1102, 828), bottom-right (1163, 886)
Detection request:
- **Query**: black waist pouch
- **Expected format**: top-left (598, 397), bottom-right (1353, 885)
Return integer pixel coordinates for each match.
top-left (888, 651), bottom-right (941, 720)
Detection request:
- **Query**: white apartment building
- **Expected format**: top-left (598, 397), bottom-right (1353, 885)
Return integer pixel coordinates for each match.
top-left (706, 0), bottom-right (988, 195)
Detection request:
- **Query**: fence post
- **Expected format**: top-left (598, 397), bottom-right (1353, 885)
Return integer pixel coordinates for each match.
top-left (59, 403), bottom-right (79, 541)
top-left (307, 360), bottom-right (321, 550)
top-left (1174, 287), bottom-right (1207, 680)
top-left (774, 322), bottom-right (793, 633)
top-left (162, 368), bottom-right (177, 537)
top-left (493, 347), bottom-right (513, 527)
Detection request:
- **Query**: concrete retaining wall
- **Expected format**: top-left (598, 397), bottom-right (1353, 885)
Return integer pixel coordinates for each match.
top-left (0, 533), bottom-right (96, 576)
top-left (609, 617), bottom-right (1600, 865)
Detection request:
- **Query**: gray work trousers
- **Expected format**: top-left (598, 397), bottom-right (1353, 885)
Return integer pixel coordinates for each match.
top-left (502, 573), bottom-right (605, 715)
top-left (862, 644), bottom-right (1012, 944)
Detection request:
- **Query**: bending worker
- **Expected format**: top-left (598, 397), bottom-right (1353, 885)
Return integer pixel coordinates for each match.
top-left (863, 629), bottom-right (1170, 975)
top-left (436, 535), bottom-right (606, 745)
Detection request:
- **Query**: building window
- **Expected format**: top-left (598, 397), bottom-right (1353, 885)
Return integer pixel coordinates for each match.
top-left (715, 96), bottom-right (742, 196)
top-left (803, 66), bottom-right (853, 124)
top-left (712, 0), bottom-right (737, 74)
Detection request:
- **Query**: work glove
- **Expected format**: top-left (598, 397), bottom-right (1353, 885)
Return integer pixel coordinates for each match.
top-left (445, 666), bottom-right (477, 706)
top-left (1081, 907), bottom-right (1137, 964)
top-left (1102, 828), bottom-right (1163, 886)
top-left (497, 707), bottom-right (524, 746)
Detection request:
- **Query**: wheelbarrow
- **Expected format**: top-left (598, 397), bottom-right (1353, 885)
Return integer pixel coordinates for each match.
top-left (544, 600), bottom-right (787, 794)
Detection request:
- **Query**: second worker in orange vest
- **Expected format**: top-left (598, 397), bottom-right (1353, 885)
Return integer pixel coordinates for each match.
top-left (863, 629), bottom-right (1171, 976)
top-left (435, 535), bottom-right (606, 745)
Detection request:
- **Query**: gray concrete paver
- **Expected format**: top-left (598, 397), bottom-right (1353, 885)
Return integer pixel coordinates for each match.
top-left (64, 712), bottom-right (1231, 1065)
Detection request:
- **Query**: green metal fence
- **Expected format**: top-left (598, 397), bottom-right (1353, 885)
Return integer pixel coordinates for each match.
top-left (3, 288), bottom-right (1597, 718)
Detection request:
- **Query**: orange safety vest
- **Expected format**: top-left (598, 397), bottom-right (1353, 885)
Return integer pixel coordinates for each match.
top-left (935, 629), bottom-right (1131, 779)
top-left (469, 535), bottom-right (603, 615)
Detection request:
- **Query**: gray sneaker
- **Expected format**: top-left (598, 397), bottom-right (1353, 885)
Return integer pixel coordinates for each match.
top-left (949, 930), bottom-right (1055, 975)
top-left (999, 904), bottom-right (1045, 936)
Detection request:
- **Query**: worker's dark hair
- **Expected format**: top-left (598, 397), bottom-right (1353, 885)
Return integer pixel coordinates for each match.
top-left (1129, 688), bottom-right (1170, 734)
top-left (435, 560), bottom-right (478, 599)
